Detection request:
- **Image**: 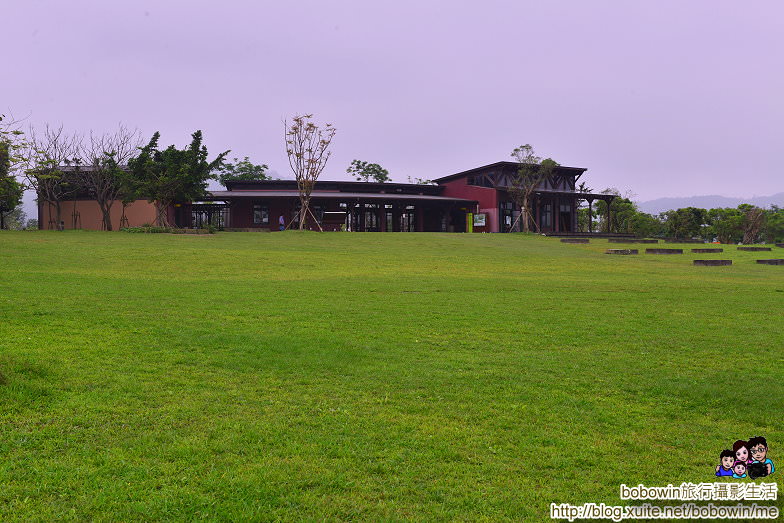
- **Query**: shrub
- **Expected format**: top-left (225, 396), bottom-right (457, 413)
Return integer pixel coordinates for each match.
top-left (120, 226), bottom-right (171, 234)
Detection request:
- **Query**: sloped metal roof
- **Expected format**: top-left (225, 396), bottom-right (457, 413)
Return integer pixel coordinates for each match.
top-left (208, 190), bottom-right (477, 202)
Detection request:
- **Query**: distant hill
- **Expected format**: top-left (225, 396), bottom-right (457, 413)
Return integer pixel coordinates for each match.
top-left (637, 193), bottom-right (784, 215)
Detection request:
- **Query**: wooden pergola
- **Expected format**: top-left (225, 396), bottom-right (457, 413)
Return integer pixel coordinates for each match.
top-left (580, 193), bottom-right (617, 233)
top-left (533, 190), bottom-right (617, 233)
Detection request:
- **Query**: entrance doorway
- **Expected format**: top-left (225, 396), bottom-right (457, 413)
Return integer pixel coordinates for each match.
top-left (559, 203), bottom-right (572, 232)
top-left (400, 206), bottom-right (416, 232)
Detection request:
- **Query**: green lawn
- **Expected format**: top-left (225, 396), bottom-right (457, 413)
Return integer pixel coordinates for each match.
top-left (0, 231), bottom-right (782, 520)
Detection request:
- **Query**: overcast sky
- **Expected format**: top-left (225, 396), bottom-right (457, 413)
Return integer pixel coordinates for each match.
top-left (4, 0), bottom-right (782, 216)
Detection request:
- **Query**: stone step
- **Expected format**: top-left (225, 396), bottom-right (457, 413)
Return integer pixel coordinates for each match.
top-left (694, 260), bottom-right (732, 266)
top-left (608, 239), bottom-right (659, 244)
top-left (646, 248), bottom-right (683, 254)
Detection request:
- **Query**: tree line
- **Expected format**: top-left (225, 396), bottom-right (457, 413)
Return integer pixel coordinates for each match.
top-left (0, 114), bottom-right (338, 231)
top-left (0, 111), bottom-right (425, 231)
top-left (577, 192), bottom-right (784, 243)
top-left (504, 145), bottom-right (781, 242)
top-left (0, 115), bottom-right (255, 230)
top-left (5, 119), bottom-right (779, 240)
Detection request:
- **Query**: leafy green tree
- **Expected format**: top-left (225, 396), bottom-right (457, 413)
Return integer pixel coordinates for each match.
top-left (629, 212), bottom-right (665, 238)
top-left (2, 208), bottom-right (27, 230)
top-left (117, 163), bottom-right (143, 228)
top-left (601, 196), bottom-right (637, 233)
top-left (764, 206), bottom-right (784, 243)
top-left (218, 157), bottom-right (269, 186)
top-left (587, 189), bottom-right (665, 236)
top-left (0, 113), bottom-right (27, 170)
top-left (706, 207), bottom-right (744, 244)
top-left (407, 176), bottom-right (434, 185)
top-left (660, 207), bottom-right (708, 239)
top-left (0, 141), bottom-right (24, 230)
top-left (128, 131), bottom-right (228, 227)
top-left (1, 114), bottom-right (29, 230)
top-left (347, 159), bottom-right (390, 183)
top-left (577, 206), bottom-right (590, 232)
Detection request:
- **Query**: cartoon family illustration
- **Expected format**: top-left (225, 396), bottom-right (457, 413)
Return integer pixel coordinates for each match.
top-left (715, 436), bottom-right (775, 479)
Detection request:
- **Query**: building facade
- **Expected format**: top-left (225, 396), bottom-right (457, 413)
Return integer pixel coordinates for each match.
top-left (39, 162), bottom-right (614, 233)
top-left (435, 162), bottom-right (614, 233)
top-left (182, 180), bottom-right (477, 232)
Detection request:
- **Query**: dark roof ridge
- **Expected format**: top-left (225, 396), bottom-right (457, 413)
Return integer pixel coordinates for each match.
top-left (433, 161), bottom-right (587, 183)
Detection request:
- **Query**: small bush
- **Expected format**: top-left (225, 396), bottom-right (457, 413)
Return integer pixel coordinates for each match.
top-left (120, 226), bottom-right (171, 234)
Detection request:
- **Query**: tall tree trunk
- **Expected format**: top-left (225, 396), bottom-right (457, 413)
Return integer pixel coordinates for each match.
top-left (0, 211), bottom-right (5, 230)
top-left (46, 202), bottom-right (55, 229)
top-left (155, 201), bottom-right (169, 227)
top-left (98, 200), bottom-right (114, 231)
top-left (102, 208), bottom-right (112, 231)
top-left (298, 195), bottom-right (311, 230)
top-left (521, 193), bottom-right (531, 233)
top-left (120, 203), bottom-right (128, 228)
top-left (54, 201), bottom-right (62, 229)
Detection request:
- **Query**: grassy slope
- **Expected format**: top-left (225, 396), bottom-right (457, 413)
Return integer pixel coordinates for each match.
top-left (0, 231), bottom-right (782, 520)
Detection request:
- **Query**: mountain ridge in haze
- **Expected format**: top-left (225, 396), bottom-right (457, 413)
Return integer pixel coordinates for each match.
top-left (637, 192), bottom-right (784, 215)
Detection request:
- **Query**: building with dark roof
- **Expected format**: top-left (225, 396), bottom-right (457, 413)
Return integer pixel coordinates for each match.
top-left (39, 161), bottom-right (614, 233)
top-left (434, 161), bottom-right (615, 233)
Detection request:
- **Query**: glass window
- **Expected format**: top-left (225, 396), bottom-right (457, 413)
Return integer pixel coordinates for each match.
top-left (400, 206), bottom-right (416, 232)
top-left (541, 204), bottom-right (552, 227)
top-left (467, 175), bottom-right (493, 188)
top-left (313, 205), bottom-right (325, 223)
top-left (253, 204), bottom-right (269, 225)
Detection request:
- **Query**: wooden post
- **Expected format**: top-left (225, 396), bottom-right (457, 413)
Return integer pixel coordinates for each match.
top-left (606, 197), bottom-right (612, 233)
top-left (587, 198), bottom-right (593, 233)
top-left (536, 197), bottom-right (541, 232)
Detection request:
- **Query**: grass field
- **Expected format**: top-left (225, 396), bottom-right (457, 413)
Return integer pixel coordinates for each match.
top-left (1, 231), bottom-right (782, 520)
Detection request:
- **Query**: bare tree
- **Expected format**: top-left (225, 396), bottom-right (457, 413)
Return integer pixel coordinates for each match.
top-left (284, 114), bottom-right (336, 230)
top-left (742, 206), bottom-right (766, 244)
top-left (79, 125), bottom-right (142, 230)
top-left (24, 125), bottom-right (82, 229)
top-left (509, 144), bottom-right (558, 233)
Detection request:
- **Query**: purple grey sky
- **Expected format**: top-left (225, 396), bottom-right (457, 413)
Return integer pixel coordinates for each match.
top-left (5, 0), bottom-right (782, 214)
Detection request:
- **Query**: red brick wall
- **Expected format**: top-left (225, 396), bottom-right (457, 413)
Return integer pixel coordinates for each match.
top-left (438, 178), bottom-right (499, 232)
